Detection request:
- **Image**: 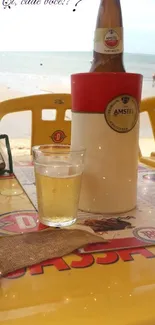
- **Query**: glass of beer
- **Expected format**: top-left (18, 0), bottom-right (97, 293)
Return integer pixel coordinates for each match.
top-left (32, 145), bottom-right (85, 227)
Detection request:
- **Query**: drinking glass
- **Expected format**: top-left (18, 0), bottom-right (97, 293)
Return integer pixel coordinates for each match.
top-left (33, 144), bottom-right (85, 227)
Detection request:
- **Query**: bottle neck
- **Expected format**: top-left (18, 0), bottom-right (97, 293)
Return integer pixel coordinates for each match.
top-left (97, 0), bottom-right (123, 28)
top-left (90, 0), bottom-right (125, 71)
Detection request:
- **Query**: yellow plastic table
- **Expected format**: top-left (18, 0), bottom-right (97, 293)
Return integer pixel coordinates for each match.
top-left (1, 161), bottom-right (155, 325)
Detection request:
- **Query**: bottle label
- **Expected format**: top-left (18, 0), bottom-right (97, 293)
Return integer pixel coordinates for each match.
top-left (94, 27), bottom-right (123, 54)
top-left (105, 95), bottom-right (139, 133)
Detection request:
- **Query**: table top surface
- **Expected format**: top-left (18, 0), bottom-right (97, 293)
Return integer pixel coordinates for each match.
top-left (1, 159), bottom-right (155, 325)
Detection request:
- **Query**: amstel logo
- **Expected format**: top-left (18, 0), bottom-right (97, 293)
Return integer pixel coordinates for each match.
top-left (104, 29), bottom-right (120, 49)
top-left (0, 210), bottom-right (47, 235)
top-left (50, 130), bottom-right (66, 143)
top-left (133, 227), bottom-right (155, 243)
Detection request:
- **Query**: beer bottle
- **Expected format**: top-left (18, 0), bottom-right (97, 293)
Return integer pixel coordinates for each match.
top-left (90, 0), bottom-right (125, 72)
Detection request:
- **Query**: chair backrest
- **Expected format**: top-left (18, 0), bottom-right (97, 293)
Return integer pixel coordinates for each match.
top-left (139, 96), bottom-right (155, 167)
top-left (0, 93), bottom-right (72, 150)
top-left (1, 93), bottom-right (154, 166)
top-left (140, 97), bottom-right (155, 138)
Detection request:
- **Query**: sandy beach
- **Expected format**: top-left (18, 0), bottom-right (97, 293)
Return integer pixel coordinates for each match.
top-left (7, 138), bottom-right (155, 158)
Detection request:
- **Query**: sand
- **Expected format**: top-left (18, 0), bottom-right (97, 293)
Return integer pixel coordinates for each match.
top-left (0, 84), bottom-right (26, 101)
top-left (10, 138), bottom-right (31, 156)
top-left (6, 138), bottom-right (154, 158)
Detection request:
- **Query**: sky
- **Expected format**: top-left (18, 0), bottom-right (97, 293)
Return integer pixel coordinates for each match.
top-left (0, 0), bottom-right (155, 54)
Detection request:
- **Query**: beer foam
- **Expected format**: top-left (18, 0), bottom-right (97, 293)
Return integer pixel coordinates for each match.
top-left (35, 160), bottom-right (83, 178)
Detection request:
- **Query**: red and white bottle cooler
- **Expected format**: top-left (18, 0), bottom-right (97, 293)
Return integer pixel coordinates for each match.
top-left (71, 72), bottom-right (143, 214)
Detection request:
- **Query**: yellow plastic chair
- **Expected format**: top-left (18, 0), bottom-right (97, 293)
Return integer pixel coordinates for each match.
top-left (0, 94), bottom-right (71, 152)
top-left (140, 97), bottom-right (155, 167)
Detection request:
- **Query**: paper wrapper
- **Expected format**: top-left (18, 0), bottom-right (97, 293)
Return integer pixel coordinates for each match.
top-left (0, 228), bottom-right (106, 277)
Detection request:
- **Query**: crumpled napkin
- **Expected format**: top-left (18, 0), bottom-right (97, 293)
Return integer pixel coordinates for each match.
top-left (0, 228), bottom-right (106, 277)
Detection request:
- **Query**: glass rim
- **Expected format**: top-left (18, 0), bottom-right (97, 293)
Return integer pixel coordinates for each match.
top-left (32, 144), bottom-right (86, 154)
